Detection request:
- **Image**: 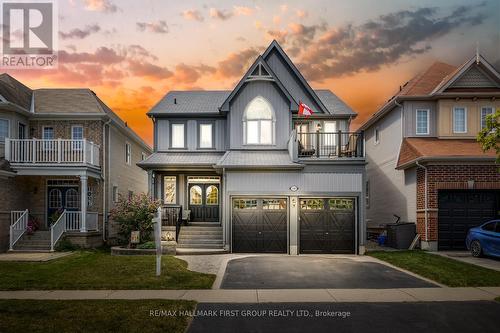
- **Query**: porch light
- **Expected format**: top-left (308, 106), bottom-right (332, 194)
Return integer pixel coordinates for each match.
top-left (316, 123), bottom-right (322, 131)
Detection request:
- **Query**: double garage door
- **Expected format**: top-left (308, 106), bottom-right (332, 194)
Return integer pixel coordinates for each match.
top-left (232, 197), bottom-right (355, 254)
top-left (438, 190), bottom-right (499, 250)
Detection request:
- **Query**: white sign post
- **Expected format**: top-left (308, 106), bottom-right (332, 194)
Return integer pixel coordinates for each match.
top-left (153, 207), bottom-right (162, 276)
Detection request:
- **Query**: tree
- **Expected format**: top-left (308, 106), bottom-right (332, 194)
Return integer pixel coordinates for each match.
top-left (477, 108), bottom-right (500, 163)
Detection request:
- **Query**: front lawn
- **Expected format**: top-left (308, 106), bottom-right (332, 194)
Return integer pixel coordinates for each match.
top-left (369, 250), bottom-right (500, 287)
top-left (0, 300), bottom-right (195, 333)
top-left (0, 250), bottom-right (215, 290)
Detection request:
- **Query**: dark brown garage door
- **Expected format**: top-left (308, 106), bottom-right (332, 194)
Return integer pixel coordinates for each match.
top-left (438, 190), bottom-right (499, 250)
top-left (300, 198), bottom-right (355, 254)
top-left (232, 198), bottom-right (287, 253)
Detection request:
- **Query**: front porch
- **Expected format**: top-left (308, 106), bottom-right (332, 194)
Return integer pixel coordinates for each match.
top-left (8, 174), bottom-right (103, 252)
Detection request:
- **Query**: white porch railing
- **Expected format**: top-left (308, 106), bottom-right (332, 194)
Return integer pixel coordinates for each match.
top-left (5, 138), bottom-right (100, 167)
top-left (50, 211), bottom-right (99, 251)
top-left (9, 209), bottom-right (29, 250)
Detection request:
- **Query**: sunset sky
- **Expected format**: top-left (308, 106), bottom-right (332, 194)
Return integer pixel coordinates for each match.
top-left (4, 0), bottom-right (500, 145)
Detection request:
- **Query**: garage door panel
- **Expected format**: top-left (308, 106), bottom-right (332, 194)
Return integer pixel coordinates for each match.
top-left (438, 191), bottom-right (499, 250)
top-left (232, 198), bottom-right (287, 253)
top-left (300, 198), bottom-right (355, 254)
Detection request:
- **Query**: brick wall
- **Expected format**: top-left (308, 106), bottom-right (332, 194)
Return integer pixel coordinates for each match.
top-left (416, 164), bottom-right (500, 241)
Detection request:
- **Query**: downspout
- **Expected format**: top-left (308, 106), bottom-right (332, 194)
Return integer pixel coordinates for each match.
top-left (415, 160), bottom-right (428, 242)
top-left (102, 118), bottom-right (112, 241)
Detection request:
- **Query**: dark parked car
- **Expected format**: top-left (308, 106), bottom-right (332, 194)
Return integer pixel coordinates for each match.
top-left (465, 220), bottom-right (500, 258)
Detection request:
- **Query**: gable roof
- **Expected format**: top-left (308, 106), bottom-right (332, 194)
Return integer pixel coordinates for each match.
top-left (148, 40), bottom-right (355, 118)
top-left (432, 54), bottom-right (500, 94)
top-left (0, 73), bottom-right (33, 111)
top-left (262, 40), bottom-right (330, 114)
top-left (396, 137), bottom-right (496, 169)
top-left (219, 55), bottom-right (298, 112)
top-left (359, 53), bottom-right (500, 131)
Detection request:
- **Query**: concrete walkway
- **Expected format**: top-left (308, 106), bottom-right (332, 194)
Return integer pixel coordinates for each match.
top-left (1, 287), bottom-right (499, 302)
top-left (0, 252), bottom-right (73, 262)
top-left (431, 251), bottom-right (500, 272)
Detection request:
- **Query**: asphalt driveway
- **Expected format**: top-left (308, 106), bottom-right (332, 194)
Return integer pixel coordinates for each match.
top-left (188, 301), bottom-right (500, 333)
top-left (221, 256), bottom-right (437, 289)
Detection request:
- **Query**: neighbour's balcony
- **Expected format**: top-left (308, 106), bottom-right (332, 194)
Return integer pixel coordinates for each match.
top-left (289, 131), bottom-right (364, 159)
top-left (5, 138), bottom-right (100, 168)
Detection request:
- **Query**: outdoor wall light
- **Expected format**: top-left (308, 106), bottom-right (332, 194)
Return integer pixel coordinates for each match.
top-left (316, 123), bottom-right (322, 131)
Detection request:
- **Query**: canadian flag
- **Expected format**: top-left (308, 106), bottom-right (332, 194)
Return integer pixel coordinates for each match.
top-left (298, 101), bottom-right (313, 117)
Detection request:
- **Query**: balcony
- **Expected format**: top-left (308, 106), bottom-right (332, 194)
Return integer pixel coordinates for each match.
top-left (290, 131), bottom-right (364, 159)
top-left (5, 138), bottom-right (100, 168)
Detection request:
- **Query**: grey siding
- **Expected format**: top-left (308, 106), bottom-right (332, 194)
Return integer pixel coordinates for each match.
top-left (156, 118), bottom-right (226, 151)
top-left (403, 100), bottom-right (437, 137)
top-left (229, 80), bottom-right (290, 149)
top-left (265, 49), bottom-right (323, 113)
top-left (365, 107), bottom-right (417, 226)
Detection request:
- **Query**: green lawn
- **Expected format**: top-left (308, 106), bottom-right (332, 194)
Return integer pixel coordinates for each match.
top-left (369, 250), bottom-right (500, 287)
top-left (0, 300), bottom-right (195, 333)
top-left (0, 250), bottom-right (215, 290)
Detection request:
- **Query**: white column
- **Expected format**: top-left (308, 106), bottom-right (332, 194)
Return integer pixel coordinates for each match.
top-left (80, 175), bottom-right (88, 232)
top-left (147, 170), bottom-right (153, 198)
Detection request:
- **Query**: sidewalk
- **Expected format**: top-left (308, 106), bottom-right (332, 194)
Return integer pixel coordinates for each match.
top-left (1, 287), bottom-right (499, 303)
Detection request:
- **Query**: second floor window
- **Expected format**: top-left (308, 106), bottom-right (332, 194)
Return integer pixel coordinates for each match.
top-left (43, 127), bottom-right (54, 140)
top-left (453, 107), bottom-right (467, 133)
top-left (125, 143), bottom-right (131, 165)
top-left (171, 123), bottom-right (185, 148)
top-left (72, 125), bottom-right (83, 150)
top-left (243, 96), bottom-right (275, 145)
top-left (416, 109), bottom-right (429, 135)
top-left (0, 119), bottom-right (9, 143)
top-left (18, 123), bottom-right (26, 139)
top-left (199, 123), bottom-right (213, 148)
top-left (481, 107), bottom-right (493, 130)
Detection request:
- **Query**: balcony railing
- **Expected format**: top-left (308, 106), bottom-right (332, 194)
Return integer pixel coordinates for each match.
top-left (296, 131), bottom-right (364, 158)
top-left (5, 138), bottom-right (100, 167)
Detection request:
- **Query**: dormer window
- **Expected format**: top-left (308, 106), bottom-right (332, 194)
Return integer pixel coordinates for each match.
top-left (243, 96), bottom-right (275, 145)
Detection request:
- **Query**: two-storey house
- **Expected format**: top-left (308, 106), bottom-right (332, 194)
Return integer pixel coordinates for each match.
top-left (0, 74), bottom-right (151, 252)
top-left (360, 54), bottom-right (500, 251)
top-left (139, 41), bottom-right (366, 255)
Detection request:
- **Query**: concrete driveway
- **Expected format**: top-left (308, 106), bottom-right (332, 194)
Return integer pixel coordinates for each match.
top-left (220, 256), bottom-right (438, 289)
top-left (433, 252), bottom-right (500, 272)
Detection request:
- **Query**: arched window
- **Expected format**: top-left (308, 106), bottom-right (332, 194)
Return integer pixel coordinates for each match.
top-left (65, 189), bottom-right (80, 209)
top-left (206, 185), bottom-right (219, 205)
top-left (49, 189), bottom-right (62, 209)
top-left (189, 186), bottom-right (202, 205)
top-left (243, 96), bottom-right (275, 145)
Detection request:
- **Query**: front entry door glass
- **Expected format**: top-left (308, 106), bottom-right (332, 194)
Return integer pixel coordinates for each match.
top-left (189, 183), bottom-right (219, 222)
top-left (47, 186), bottom-right (80, 226)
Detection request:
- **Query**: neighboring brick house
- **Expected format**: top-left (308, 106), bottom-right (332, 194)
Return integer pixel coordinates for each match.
top-left (360, 53), bottom-right (500, 251)
top-left (0, 74), bottom-right (151, 252)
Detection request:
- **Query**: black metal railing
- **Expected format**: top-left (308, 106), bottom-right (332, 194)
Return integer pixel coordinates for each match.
top-left (297, 131), bottom-right (363, 158)
top-left (162, 205), bottom-right (184, 241)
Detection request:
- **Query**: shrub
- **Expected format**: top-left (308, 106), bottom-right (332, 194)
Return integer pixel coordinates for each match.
top-left (55, 238), bottom-right (80, 252)
top-left (110, 193), bottom-right (161, 247)
top-left (137, 241), bottom-right (156, 249)
top-left (26, 215), bottom-right (41, 235)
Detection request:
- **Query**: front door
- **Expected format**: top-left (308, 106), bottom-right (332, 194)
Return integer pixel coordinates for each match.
top-left (47, 186), bottom-right (80, 226)
top-left (188, 183), bottom-right (219, 222)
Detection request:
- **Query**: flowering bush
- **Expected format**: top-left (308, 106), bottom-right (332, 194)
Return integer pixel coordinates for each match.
top-left (26, 215), bottom-right (41, 235)
top-left (110, 193), bottom-right (161, 247)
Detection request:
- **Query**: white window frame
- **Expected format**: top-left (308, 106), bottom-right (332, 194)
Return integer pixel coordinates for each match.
top-left (415, 109), bottom-right (430, 135)
top-left (42, 126), bottom-right (54, 140)
top-left (374, 127), bottom-right (380, 145)
top-left (480, 106), bottom-right (494, 130)
top-left (17, 121), bottom-right (26, 139)
top-left (71, 125), bottom-right (83, 150)
top-left (125, 142), bottom-right (131, 165)
top-left (112, 185), bottom-right (119, 203)
top-left (0, 118), bottom-right (10, 143)
top-left (453, 107), bottom-right (467, 133)
top-left (170, 123), bottom-right (186, 149)
top-left (198, 122), bottom-right (214, 149)
top-left (243, 96), bottom-right (276, 145)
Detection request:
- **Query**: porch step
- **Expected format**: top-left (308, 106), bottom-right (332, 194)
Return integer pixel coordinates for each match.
top-left (13, 230), bottom-right (51, 251)
top-left (177, 225), bottom-right (224, 250)
top-left (176, 248), bottom-right (229, 255)
top-left (188, 222), bottom-right (221, 227)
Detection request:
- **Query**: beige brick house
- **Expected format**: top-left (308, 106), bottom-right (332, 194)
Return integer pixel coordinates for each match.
top-left (0, 74), bottom-right (151, 251)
